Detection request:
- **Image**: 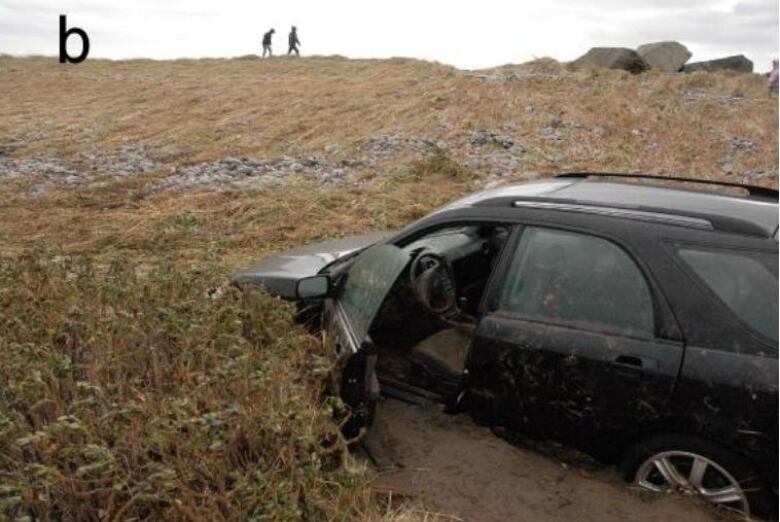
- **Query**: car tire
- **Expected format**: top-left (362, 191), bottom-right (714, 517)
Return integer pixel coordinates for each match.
top-left (620, 433), bottom-right (775, 519)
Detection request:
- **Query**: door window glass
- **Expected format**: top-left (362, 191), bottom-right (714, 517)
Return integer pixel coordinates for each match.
top-left (677, 247), bottom-right (778, 343)
top-left (339, 245), bottom-right (410, 344)
top-left (499, 227), bottom-right (655, 335)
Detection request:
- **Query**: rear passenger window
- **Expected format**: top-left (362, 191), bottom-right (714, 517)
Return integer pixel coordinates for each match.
top-left (677, 247), bottom-right (778, 343)
top-left (499, 227), bottom-right (655, 336)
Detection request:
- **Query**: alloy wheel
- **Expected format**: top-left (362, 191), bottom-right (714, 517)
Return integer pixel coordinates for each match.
top-left (634, 450), bottom-right (749, 514)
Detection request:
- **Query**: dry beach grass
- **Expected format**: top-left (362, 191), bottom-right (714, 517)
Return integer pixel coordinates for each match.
top-left (1, 55), bottom-right (777, 266)
top-left (0, 54), bottom-right (777, 520)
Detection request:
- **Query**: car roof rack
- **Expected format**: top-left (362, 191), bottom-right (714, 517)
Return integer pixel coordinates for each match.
top-left (474, 196), bottom-right (770, 237)
top-left (511, 200), bottom-right (716, 230)
top-left (555, 172), bottom-right (778, 200)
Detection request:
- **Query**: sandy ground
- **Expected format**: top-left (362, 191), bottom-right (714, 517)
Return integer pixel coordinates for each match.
top-left (364, 399), bottom-right (727, 522)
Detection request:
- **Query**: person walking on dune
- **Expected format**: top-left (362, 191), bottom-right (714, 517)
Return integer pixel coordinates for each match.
top-left (262, 28), bottom-right (275, 58)
top-left (288, 26), bottom-right (300, 56)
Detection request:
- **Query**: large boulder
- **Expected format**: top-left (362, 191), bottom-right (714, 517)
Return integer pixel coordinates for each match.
top-left (571, 47), bottom-right (649, 74)
top-left (637, 41), bottom-right (691, 72)
top-left (682, 55), bottom-right (754, 73)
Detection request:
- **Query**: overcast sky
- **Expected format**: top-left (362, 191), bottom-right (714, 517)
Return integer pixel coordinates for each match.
top-left (1, 0), bottom-right (777, 71)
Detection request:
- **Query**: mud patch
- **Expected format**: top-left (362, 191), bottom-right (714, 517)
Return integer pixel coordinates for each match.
top-left (365, 399), bottom-right (726, 522)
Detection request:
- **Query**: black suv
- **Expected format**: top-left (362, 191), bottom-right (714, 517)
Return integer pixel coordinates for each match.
top-left (234, 173), bottom-right (779, 517)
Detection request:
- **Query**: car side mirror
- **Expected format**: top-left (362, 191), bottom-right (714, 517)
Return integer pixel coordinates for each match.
top-left (296, 275), bottom-right (331, 299)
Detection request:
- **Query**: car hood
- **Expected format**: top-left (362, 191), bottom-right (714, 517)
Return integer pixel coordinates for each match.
top-left (231, 231), bottom-right (391, 298)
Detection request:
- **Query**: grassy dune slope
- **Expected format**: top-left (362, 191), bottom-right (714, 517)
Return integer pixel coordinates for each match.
top-left (1, 56), bottom-right (777, 267)
top-left (0, 55), bottom-right (777, 521)
top-left (2, 56), bottom-right (777, 167)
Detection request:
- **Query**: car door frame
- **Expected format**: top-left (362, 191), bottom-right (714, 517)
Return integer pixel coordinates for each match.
top-left (476, 219), bottom-right (683, 340)
top-left (465, 217), bottom-right (687, 458)
top-left (327, 210), bottom-right (526, 354)
top-left (326, 209), bottom-right (524, 412)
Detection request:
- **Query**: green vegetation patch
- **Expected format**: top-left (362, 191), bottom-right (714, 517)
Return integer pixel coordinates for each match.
top-left (0, 254), bottom-right (371, 521)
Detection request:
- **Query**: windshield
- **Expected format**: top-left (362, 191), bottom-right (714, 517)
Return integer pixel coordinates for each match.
top-left (338, 244), bottom-right (410, 345)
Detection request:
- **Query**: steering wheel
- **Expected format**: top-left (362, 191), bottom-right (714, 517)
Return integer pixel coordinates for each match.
top-left (409, 249), bottom-right (459, 318)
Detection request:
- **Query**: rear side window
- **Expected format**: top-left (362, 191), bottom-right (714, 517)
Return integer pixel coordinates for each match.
top-left (677, 247), bottom-right (778, 343)
top-left (498, 227), bottom-right (655, 336)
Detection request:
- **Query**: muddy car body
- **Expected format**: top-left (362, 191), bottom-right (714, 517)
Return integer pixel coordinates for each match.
top-left (234, 173), bottom-right (779, 517)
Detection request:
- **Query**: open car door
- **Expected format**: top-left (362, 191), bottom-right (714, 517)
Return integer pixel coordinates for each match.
top-left (323, 244), bottom-right (411, 433)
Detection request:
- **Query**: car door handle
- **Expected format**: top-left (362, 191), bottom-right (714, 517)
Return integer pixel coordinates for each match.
top-left (612, 354), bottom-right (658, 371)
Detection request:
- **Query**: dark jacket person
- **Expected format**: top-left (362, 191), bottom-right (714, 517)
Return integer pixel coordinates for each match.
top-left (262, 29), bottom-right (275, 57)
top-left (288, 26), bottom-right (300, 56)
